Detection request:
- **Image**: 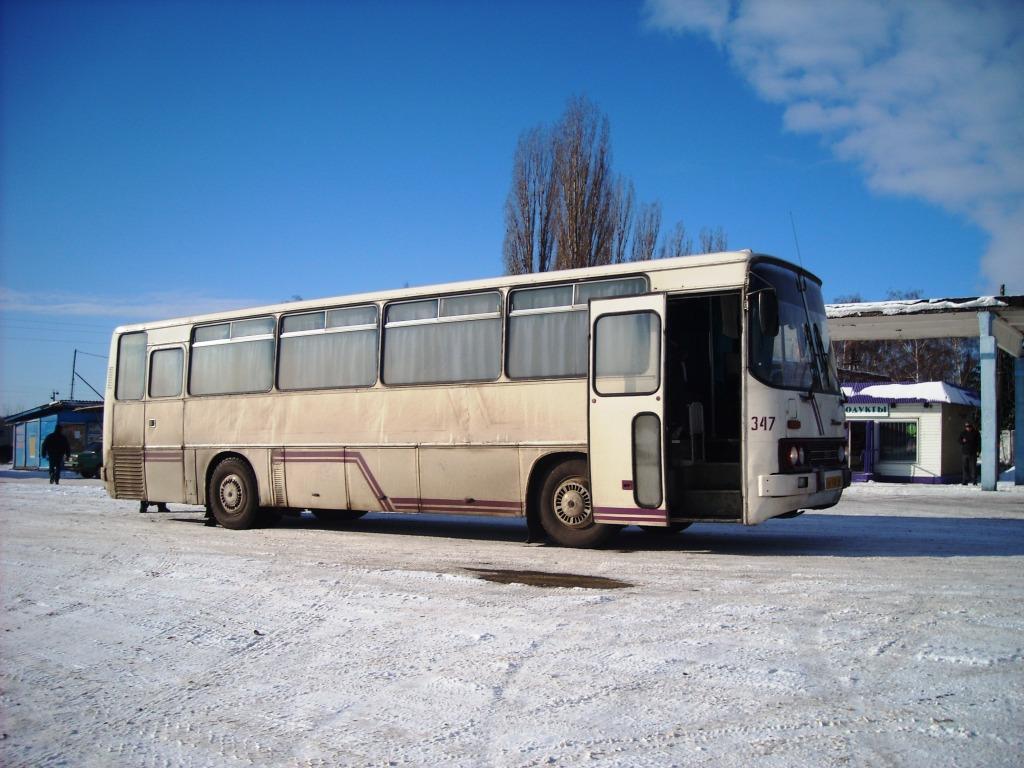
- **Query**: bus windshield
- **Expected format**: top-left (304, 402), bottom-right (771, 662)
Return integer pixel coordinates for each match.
top-left (749, 262), bottom-right (839, 394)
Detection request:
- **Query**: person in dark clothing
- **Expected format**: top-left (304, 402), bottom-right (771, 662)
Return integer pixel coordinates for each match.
top-left (959, 421), bottom-right (981, 485)
top-left (41, 426), bottom-right (72, 485)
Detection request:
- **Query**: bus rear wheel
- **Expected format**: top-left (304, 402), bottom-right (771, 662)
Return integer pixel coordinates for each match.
top-left (538, 459), bottom-right (619, 548)
top-left (209, 457), bottom-right (260, 530)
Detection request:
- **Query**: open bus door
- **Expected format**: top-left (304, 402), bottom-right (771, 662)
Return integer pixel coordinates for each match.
top-left (588, 294), bottom-right (670, 527)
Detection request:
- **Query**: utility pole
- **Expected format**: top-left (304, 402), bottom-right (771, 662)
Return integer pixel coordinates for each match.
top-left (69, 349), bottom-right (106, 400)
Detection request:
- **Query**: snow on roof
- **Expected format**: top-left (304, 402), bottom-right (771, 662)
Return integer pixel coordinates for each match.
top-left (827, 296), bottom-right (1006, 319)
top-left (842, 381), bottom-right (980, 406)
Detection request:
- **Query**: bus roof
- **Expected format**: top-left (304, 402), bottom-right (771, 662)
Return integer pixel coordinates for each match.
top-left (115, 250), bottom-right (797, 334)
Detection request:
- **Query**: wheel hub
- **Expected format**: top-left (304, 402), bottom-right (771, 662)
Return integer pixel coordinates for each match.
top-left (553, 480), bottom-right (592, 528)
top-left (219, 475), bottom-right (243, 513)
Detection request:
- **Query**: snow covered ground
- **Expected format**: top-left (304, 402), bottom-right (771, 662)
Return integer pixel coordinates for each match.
top-left (1, 470), bottom-right (1022, 767)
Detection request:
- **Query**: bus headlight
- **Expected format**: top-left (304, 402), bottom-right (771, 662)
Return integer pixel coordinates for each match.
top-left (787, 445), bottom-right (804, 467)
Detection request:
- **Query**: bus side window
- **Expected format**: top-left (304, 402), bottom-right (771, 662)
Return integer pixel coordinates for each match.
top-left (278, 306), bottom-right (379, 390)
top-left (507, 277), bottom-right (647, 380)
top-left (190, 318), bottom-right (275, 396)
top-left (116, 332), bottom-right (147, 400)
top-left (383, 292), bottom-right (500, 385)
top-left (149, 348), bottom-right (184, 398)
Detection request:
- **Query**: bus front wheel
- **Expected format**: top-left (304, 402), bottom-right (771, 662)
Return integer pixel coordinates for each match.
top-left (538, 459), bottom-right (619, 548)
top-left (209, 457), bottom-right (260, 530)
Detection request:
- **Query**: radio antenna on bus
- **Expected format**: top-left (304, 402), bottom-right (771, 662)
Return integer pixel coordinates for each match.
top-left (789, 211), bottom-right (805, 269)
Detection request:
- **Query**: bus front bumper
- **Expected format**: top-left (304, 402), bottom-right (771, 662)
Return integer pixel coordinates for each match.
top-left (758, 468), bottom-right (851, 497)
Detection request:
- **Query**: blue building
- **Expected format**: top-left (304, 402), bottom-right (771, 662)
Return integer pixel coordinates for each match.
top-left (5, 400), bottom-right (103, 470)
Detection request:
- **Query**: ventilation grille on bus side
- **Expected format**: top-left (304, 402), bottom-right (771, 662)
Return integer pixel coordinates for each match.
top-left (112, 448), bottom-right (145, 499)
top-left (106, 367), bottom-right (115, 393)
top-left (271, 450), bottom-right (286, 507)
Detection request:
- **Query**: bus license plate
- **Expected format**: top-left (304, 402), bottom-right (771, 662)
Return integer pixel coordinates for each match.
top-left (825, 475), bottom-right (842, 490)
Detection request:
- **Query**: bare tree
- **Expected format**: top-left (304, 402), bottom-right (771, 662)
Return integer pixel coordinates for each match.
top-left (698, 226), bottom-right (728, 253)
top-left (630, 201), bottom-right (661, 262)
top-left (610, 178), bottom-right (634, 264)
top-left (554, 96), bottom-right (618, 269)
top-left (948, 336), bottom-right (979, 388)
top-left (659, 220), bottom-right (693, 259)
top-left (503, 127), bottom-right (558, 275)
top-left (503, 96), bottom-right (632, 273)
top-left (503, 96), bottom-right (730, 273)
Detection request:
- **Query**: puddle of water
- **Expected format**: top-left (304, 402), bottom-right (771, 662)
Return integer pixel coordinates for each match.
top-left (466, 568), bottom-right (632, 590)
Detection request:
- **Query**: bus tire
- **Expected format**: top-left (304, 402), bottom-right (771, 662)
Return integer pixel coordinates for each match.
top-left (640, 522), bottom-right (692, 534)
top-left (312, 509), bottom-right (368, 523)
top-left (538, 459), bottom-right (619, 548)
top-left (208, 457), bottom-right (261, 530)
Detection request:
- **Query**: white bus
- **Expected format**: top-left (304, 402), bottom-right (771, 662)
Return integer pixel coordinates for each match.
top-left (102, 251), bottom-right (849, 547)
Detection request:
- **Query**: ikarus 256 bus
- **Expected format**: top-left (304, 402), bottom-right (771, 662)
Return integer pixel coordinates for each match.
top-left (102, 251), bottom-right (850, 547)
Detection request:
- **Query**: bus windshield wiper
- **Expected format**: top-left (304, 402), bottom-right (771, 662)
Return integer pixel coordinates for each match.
top-left (811, 323), bottom-right (833, 391)
top-left (803, 322), bottom-right (824, 394)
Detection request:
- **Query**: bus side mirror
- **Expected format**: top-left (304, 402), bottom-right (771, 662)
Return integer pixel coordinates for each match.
top-left (758, 291), bottom-right (779, 337)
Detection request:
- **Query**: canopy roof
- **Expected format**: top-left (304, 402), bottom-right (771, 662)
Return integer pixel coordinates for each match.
top-left (827, 295), bottom-right (1024, 357)
top-left (3, 400), bottom-right (103, 424)
top-left (842, 381), bottom-right (980, 407)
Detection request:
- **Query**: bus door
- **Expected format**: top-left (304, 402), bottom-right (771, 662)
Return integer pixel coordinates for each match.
top-left (144, 346), bottom-right (185, 503)
top-left (588, 294), bottom-right (669, 527)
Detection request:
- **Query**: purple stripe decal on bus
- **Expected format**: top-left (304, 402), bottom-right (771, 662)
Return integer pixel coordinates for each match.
top-left (282, 462), bottom-right (347, 466)
top-left (144, 450), bottom-right (184, 463)
top-left (272, 448), bottom-right (394, 510)
top-left (345, 451), bottom-right (391, 510)
top-left (594, 506), bottom-right (667, 523)
top-left (272, 449), bottom-right (521, 516)
top-left (391, 497), bottom-right (522, 510)
top-left (392, 503), bottom-right (522, 516)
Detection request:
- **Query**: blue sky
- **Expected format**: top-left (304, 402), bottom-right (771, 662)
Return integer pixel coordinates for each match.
top-left (2, 0), bottom-right (1021, 412)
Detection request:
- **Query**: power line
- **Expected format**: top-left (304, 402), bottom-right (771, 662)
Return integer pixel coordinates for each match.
top-left (0, 336), bottom-right (107, 346)
top-left (2, 323), bottom-right (111, 335)
top-left (0, 316), bottom-right (117, 330)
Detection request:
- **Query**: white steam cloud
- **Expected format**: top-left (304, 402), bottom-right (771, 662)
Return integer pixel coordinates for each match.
top-left (645, 0), bottom-right (1024, 293)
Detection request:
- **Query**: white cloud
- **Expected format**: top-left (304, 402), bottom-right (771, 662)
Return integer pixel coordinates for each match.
top-left (0, 286), bottom-right (263, 321)
top-left (645, 0), bottom-right (731, 43)
top-left (645, 0), bottom-right (1024, 292)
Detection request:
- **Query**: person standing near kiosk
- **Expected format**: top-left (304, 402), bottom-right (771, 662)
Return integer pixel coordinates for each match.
top-left (959, 421), bottom-right (981, 485)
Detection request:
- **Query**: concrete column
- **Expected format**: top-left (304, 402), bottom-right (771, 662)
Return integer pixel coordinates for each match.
top-left (1016, 355), bottom-right (1023, 486)
top-left (978, 312), bottom-right (997, 491)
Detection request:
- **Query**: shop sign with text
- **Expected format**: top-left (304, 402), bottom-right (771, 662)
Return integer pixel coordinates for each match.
top-left (845, 403), bottom-right (889, 418)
